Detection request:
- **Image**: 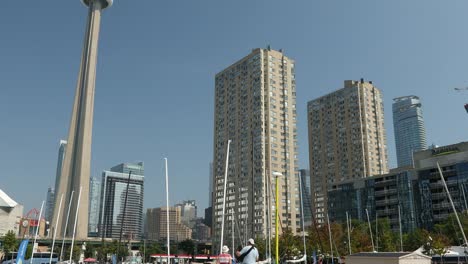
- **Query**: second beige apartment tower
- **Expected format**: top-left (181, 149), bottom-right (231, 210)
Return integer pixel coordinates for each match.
top-left (212, 48), bottom-right (299, 251)
top-left (307, 79), bottom-right (389, 224)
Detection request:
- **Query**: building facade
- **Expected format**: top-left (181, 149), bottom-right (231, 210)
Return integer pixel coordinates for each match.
top-left (88, 176), bottom-right (101, 237)
top-left (193, 219), bottom-right (211, 242)
top-left (45, 187), bottom-right (55, 223)
top-left (392, 96), bottom-right (427, 167)
top-left (327, 142), bottom-right (468, 232)
top-left (146, 207), bottom-right (192, 242)
top-left (308, 79), bottom-right (389, 223)
top-left (51, 140), bottom-right (66, 225)
top-left (175, 200), bottom-right (197, 228)
top-left (0, 189), bottom-right (23, 237)
top-left (212, 48), bottom-right (299, 250)
top-left (413, 142), bottom-right (468, 230)
top-left (328, 169), bottom-right (417, 233)
top-left (299, 169), bottom-right (313, 227)
top-left (98, 162), bottom-right (144, 240)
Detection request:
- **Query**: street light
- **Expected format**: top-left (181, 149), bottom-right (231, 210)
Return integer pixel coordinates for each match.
top-left (272, 172), bottom-right (283, 264)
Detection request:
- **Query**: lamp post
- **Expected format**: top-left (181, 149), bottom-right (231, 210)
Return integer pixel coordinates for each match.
top-left (272, 172), bottom-right (283, 264)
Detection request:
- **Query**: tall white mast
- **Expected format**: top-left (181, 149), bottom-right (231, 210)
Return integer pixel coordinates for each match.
top-left (220, 139), bottom-right (231, 254)
top-left (69, 186), bottom-right (82, 264)
top-left (298, 173), bottom-right (307, 262)
top-left (60, 191), bottom-right (74, 261)
top-left (365, 208), bottom-right (375, 252)
top-left (50, 194), bottom-right (64, 264)
top-left (398, 205), bottom-right (403, 251)
top-left (346, 211), bottom-right (351, 255)
top-left (437, 162), bottom-right (468, 246)
top-left (31, 201), bottom-right (45, 263)
top-left (165, 158), bottom-right (170, 264)
top-left (327, 214), bottom-right (334, 264)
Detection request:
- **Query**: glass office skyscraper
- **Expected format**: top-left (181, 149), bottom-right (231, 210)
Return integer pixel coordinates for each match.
top-left (98, 162), bottom-right (144, 240)
top-left (392, 96), bottom-right (427, 167)
top-left (88, 177), bottom-right (101, 237)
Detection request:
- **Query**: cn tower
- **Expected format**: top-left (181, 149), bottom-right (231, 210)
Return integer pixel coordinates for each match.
top-left (53, 0), bottom-right (112, 240)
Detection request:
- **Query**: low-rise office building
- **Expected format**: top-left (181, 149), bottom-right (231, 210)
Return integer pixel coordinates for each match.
top-left (328, 169), bottom-right (416, 232)
top-left (327, 141), bottom-right (468, 232)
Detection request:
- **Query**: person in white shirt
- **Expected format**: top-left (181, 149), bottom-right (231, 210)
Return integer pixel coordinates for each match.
top-left (237, 239), bottom-right (259, 264)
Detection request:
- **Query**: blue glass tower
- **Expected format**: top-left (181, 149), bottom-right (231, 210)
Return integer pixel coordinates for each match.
top-left (392, 96), bottom-right (427, 167)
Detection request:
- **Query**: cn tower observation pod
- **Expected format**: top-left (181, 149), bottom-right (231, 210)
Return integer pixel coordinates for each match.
top-left (81, 0), bottom-right (113, 9)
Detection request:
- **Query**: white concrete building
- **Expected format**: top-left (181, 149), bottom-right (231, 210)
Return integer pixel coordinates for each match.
top-left (0, 189), bottom-right (23, 236)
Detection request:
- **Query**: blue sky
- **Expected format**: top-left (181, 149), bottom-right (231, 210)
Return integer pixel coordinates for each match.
top-left (1, 0), bottom-right (468, 214)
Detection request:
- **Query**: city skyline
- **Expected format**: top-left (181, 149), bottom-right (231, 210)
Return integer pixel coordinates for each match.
top-left (2, 1), bottom-right (468, 215)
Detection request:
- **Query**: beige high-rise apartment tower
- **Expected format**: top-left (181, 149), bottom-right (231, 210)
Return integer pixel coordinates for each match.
top-left (307, 79), bottom-right (389, 223)
top-left (212, 48), bottom-right (299, 251)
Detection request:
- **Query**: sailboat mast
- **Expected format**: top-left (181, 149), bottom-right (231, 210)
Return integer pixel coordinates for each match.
top-left (298, 173), bottom-right (307, 261)
top-left (327, 214), bottom-right (334, 264)
top-left (375, 212), bottom-right (378, 252)
top-left (398, 205), bottom-right (403, 251)
top-left (50, 194), bottom-right (64, 264)
top-left (220, 140), bottom-right (231, 254)
top-left (346, 211), bottom-right (351, 255)
top-left (69, 186), bottom-right (82, 264)
top-left (365, 208), bottom-right (375, 252)
top-left (232, 210), bottom-right (234, 259)
top-left (60, 191), bottom-right (74, 261)
top-left (165, 158), bottom-right (170, 263)
top-left (437, 162), bottom-right (468, 246)
top-left (31, 200), bottom-right (45, 263)
top-left (275, 175), bottom-right (280, 264)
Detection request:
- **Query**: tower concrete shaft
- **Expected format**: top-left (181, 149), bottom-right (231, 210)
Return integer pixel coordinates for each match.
top-left (53, 0), bottom-right (110, 240)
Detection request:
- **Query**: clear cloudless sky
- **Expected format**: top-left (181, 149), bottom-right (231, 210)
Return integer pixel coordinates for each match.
top-left (1, 0), bottom-right (468, 214)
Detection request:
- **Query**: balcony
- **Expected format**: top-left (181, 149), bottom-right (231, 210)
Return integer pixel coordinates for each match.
top-left (374, 179), bottom-right (395, 187)
top-left (375, 198), bottom-right (399, 206)
top-left (377, 208), bottom-right (398, 216)
top-left (374, 189), bottom-right (397, 196)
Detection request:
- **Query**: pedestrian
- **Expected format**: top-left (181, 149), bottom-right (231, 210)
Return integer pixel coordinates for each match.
top-left (236, 239), bottom-right (259, 264)
top-left (218, 245), bottom-right (232, 264)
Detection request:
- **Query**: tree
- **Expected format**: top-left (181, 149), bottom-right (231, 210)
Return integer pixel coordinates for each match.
top-left (178, 239), bottom-right (195, 255)
top-left (84, 243), bottom-right (96, 258)
top-left (144, 242), bottom-right (164, 262)
top-left (278, 228), bottom-right (301, 261)
top-left (427, 233), bottom-right (450, 262)
top-left (404, 228), bottom-right (429, 252)
top-left (433, 213), bottom-right (468, 245)
top-left (348, 219), bottom-right (373, 253)
top-left (2, 230), bottom-right (18, 255)
top-left (375, 218), bottom-right (397, 252)
top-left (62, 245), bottom-right (82, 262)
top-left (254, 237), bottom-right (266, 260)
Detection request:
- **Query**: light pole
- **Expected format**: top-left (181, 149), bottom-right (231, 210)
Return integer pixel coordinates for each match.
top-left (272, 172), bottom-right (283, 264)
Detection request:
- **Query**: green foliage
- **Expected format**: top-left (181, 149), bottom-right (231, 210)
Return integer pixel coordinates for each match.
top-left (254, 236), bottom-right (266, 260)
top-left (403, 228), bottom-right (429, 251)
top-left (84, 243), bottom-right (96, 258)
top-left (25, 244), bottom-right (33, 260)
top-left (278, 228), bottom-right (302, 261)
top-left (178, 239), bottom-right (195, 255)
top-left (62, 245), bottom-right (81, 262)
top-left (375, 218), bottom-right (397, 252)
top-left (139, 241), bottom-right (164, 262)
top-left (2, 230), bottom-right (18, 255)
